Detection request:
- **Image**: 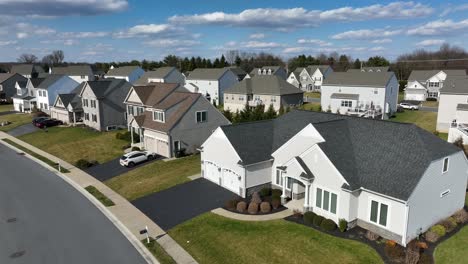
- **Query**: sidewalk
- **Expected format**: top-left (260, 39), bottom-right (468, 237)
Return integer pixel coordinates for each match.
top-left (212, 207), bottom-right (293, 221)
top-left (0, 132), bottom-right (197, 264)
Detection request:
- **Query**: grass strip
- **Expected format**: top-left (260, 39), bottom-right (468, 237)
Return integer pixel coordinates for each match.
top-left (84, 185), bottom-right (115, 207)
top-left (142, 238), bottom-right (176, 264)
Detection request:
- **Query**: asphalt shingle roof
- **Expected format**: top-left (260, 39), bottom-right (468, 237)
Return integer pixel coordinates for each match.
top-left (85, 79), bottom-right (130, 99)
top-left (323, 71), bottom-right (395, 87)
top-left (305, 65), bottom-right (330, 75)
top-left (0, 73), bottom-right (14, 83)
top-left (439, 76), bottom-right (468, 94)
top-left (224, 75), bottom-right (303, 95)
top-left (348, 67), bottom-right (389, 73)
top-left (134, 67), bottom-right (176, 85)
top-left (250, 66), bottom-right (283, 76)
top-left (37, 74), bottom-right (66, 89)
top-left (186, 68), bottom-right (230, 80)
top-left (107, 66), bottom-right (142, 77)
top-left (10, 64), bottom-right (43, 75)
top-left (408, 69), bottom-right (466, 82)
top-left (220, 110), bottom-right (460, 200)
top-left (52, 65), bottom-right (93, 76)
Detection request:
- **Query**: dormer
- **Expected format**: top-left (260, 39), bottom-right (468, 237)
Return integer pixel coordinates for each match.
top-left (258, 69), bottom-right (262, 75)
top-left (268, 69), bottom-right (272, 75)
top-left (153, 110), bottom-right (165, 123)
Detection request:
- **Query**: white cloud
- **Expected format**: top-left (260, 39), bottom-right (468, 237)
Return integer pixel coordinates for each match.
top-left (369, 46), bottom-right (385, 52)
top-left (440, 3), bottom-right (468, 17)
top-left (415, 39), bottom-right (445, 46)
top-left (241, 41), bottom-right (282, 49)
top-left (249, 33), bottom-right (265, 39)
top-left (331, 28), bottom-right (401, 40)
top-left (16, 32), bottom-right (28, 39)
top-left (114, 23), bottom-right (183, 39)
top-left (41, 39), bottom-right (79, 46)
top-left (58, 31), bottom-right (109, 38)
top-left (143, 39), bottom-right (200, 48)
top-left (297, 39), bottom-right (332, 46)
top-left (372, 38), bottom-right (392, 44)
top-left (0, 40), bottom-right (17, 46)
top-left (407, 19), bottom-right (468, 36)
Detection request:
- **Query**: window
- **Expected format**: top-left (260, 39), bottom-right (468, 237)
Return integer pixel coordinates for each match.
top-left (174, 141), bottom-right (180, 152)
top-left (275, 169), bottom-right (283, 186)
top-left (443, 157), bottom-right (449, 173)
top-left (83, 99), bottom-right (88, 107)
top-left (92, 114), bottom-right (97, 122)
top-left (90, 100), bottom-right (97, 108)
top-left (84, 113), bottom-right (89, 120)
top-left (81, 75), bottom-right (86, 79)
top-left (373, 89), bottom-right (378, 94)
top-left (316, 188), bottom-right (338, 214)
top-left (341, 100), bottom-right (352, 107)
top-left (286, 177), bottom-right (292, 190)
top-left (196, 111), bottom-right (207, 123)
top-left (239, 96), bottom-right (244, 101)
top-left (428, 92), bottom-right (438, 98)
top-left (44, 104), bottom-right (48, 110)
top-left (137, 107), bottom-right (144, 115)
top-left (127, 105), bottom-right (134, 115)
top-left (153, 111), bottom-right (165, 122)
top-left (271, 96), bottom-right (276, 103)
top-left (440, 189), bottom-right (451, 198)
top-left (39, 103), bottom-right (43, 109)
top-left (428, 82), bottom-right (440, 87)
top-left (370, 200), bottom-right (389, 227)
top-left (254, 95), bottom-right (261, 101)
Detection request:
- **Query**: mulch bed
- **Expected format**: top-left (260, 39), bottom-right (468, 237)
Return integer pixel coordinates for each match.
top-left (223, 195), bottom-right (287, 215)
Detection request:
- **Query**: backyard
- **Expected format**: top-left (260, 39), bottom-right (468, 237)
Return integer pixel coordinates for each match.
top-left (18, 127), bottom-right (129, 164)
top-left (105, 154), bottom-right (201, 200)
top-left (0, 112), bottom-right (34, 132)
top-left (434, 226), bottom-right (468, 264)
top-left (169, 213), bottom-right (383, 264)
top-left (0, 104), bottom-right (13, 112)
top-left (390, 110), bottom-right (438, 133)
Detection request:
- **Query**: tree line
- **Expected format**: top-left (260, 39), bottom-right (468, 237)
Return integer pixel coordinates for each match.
top-left (222, 103), bottom-right (291, 124)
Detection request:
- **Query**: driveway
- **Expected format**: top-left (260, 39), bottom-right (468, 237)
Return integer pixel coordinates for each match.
top-left (8, 123), bottom-right (39, 137)
top-left (133, 178), bottom-right (240, 230)
top-left (85, 155), bottom-right (163, 181)
top-left (0, 143), bottom-right (146, 264)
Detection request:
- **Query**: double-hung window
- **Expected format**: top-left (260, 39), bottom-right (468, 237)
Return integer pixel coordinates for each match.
top-left (153, 111), bottom-right (165, 123)
top-left (92, 114), bottom-right (97, 122)
top-left (83, 99), bottom-right (88, 107)
top-left (370, 200), bottom-right (389, 227)
top-left (90, 100), bottom-right (96, 108)
top-left (275, 169), bottom-right (283, 186)
top-left (316, 188), bottom-right (338, 214)
top-left (341, 100), bottom-right (352, 107)
top-left (196, 111), bottom-right (207, 123)
top-left (127, 105), bottom-right (134, 115)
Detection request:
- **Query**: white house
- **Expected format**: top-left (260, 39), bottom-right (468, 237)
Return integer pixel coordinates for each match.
top-left (134, 67), bottom-right (185, 86)
top-left (49, 84), bottom-right (83, 125)
top-left (321, 71), bottom-right (399, 119)
top-left (51, 65), bottom-right (95, 83)
top-left (437, 76), bottom-right (468, 135)
top-left (287, 65), bottom-right (333, 92)
top-left (201, 110), bottom-right (468, 246)
top-left (185, 68), bottom-right (239, 105)
top-left (106, 65), bottom-right (145, 84)
top-left (249, 66), bottom-right (288, 80)
top-left (35, 75), bottom-right (79, 114)
top-left (12, 78), bottom-right (44, 112)
top-left (404, 70), bottom-right (466, 101)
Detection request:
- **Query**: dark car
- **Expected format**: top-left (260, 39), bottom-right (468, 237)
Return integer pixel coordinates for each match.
top-left (32, 117), bottom-right (49, 126)
top-left (35, 119), bottom-right (63, 129)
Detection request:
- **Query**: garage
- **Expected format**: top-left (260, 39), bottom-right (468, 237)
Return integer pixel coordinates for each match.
top-left (222, 169), bottom-right (241, 194)
top-left (144, 136), bottom-right (169, 157)
top-left (204, 161), bottom-right (220, 184)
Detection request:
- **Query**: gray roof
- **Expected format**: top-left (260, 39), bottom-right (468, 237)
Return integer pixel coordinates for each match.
top-left (330, 93), bottom-right (359, 100)
top-left (290, 67), bottom-right (304, 79)
top-left (348, 66), bottom-right (389, 73)
top-left (37, 74), bottom-right (66, 89)
top-left (82, 79), bottom-right (131, 99)
top-left (134, 67), bottom-right (175, 85)
top-left (456, 104), bottom-right (468, 111)
top-left (107, 65), bottom-right (142, 77)
top-left (224, 75), bottom-right (303, 96)
top-left (323, 71), bottom-right (395, 87)
top-left (0, 73), bottom-right (14, 83)
top-left (220, 110), bottom-right (460, 200)
top-left (305, 65), bottom-right (330, 75)
top-left (250, 66), bottom-right (284, 76)
top-left (225, 67), bottom-right (248, 79)
top-left (408, 69), bottom-right (466, 82)
top-left (52, 65), bottom-right (93, 76)
top-left (439, 76), bottom-right (468, 94)
top-left (30, 78), bottom-right (45, 87)
top-left (10, 64), bottom-right (43, 75)
top-left (187, 68), bottom-right (230, 80)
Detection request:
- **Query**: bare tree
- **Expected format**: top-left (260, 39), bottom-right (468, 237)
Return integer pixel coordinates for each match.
top-left (52, 50), bottom-right (64, 64)
top-left (17, 54), bottom-right (38, 63)
top-left (224, 50), bottom-right (239, 65)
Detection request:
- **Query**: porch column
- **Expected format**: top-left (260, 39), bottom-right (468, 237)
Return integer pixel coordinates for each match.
top-left (130, 126), bottom-right (134, 145)
top-left (280, 174), bottom-right (287, 204)
top-left (73, 112), bottom-right (76, 126)
top-left (304, 183), bottom-right (311, 211)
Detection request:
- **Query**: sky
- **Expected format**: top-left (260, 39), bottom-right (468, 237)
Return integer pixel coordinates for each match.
top-left (0, 0), bottom-right (468, 62)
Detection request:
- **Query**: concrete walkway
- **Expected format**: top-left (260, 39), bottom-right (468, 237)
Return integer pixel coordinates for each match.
top-left (0, 131), bottom-right (198, 264)
top-left (212, 208), bottom-right (293, 221)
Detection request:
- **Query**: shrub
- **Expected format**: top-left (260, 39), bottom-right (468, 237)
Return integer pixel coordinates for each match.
top-left (386, 240), bottom-right (397, 247)
top-left (122, 144), bottom-right (131, 150)
top-left (75, 159), bottom-right (92, 169)
top-left (384, 244), bottom-right (405, 262)
top-left (225, 199), bottom-right (238, 210)
top-left (424, 230), bottom-right (440, 243)
top-left (453, 209), bottom-right (468, 224)
top-left (313, 215), bottom-right (324, 226)
top-left (365, 230), bottom-right (379, 241)
top-left (338, 219), bottom-right (347, 232)
top-left (248, 202), bottom-right (259, 214)
top-left (250, 192), bottom-right (262, 204)
top-left (426, 97), bottom-right (437, 101)
top-left (271, 198), bottom-right (281, 209)
top-left (429, 225), bottom-right (446, 237)
top-left (320, 218), bottom-right (337, 231)
top-left (89, 160), bottom-right (99, 166)
top-left (271, 189), bottom-right (282, 198)
top-left (438, 217), bottom-right (457, 232)
top-left (236, 201), bottom-right (247, 213)
top-left (131, 146), bottom-right (140, 151)
top-left (259, 187), bottom-right (271, 197)
top-left (175, 149), bottom-right (186, 158)
top-left (260, 202), bottom-right (271, 213)
top-left (303, 212), bottom-right (316, 225)
top-left (115, 132), bottom-right (123, 139)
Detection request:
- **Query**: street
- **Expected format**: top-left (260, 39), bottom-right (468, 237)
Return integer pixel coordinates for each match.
top-left (0, 144), bottom-right (147, 264)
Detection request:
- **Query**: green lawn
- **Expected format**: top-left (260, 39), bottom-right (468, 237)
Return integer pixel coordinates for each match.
top-left (304, 92), bottom-right (321, 99)
top-left (143, 239), bottom-right (176, 264)
top-left (398, 92), bottom-right (404, 103)
top-left (85, 185), bottom-right (115, 207)
top-left (422, 100), bottom-right (439, 108)
top-left (0, 113), bottom-right (33, 132)
top-left (434, 225), bottom-right (468, 264)
top-left (105, 154), bottom-right (200, 200)
top-left (0, 104), bottom-right (13, 112)
top-left (299, 102), bottom-right (321, 112)
top-left (391, 110), bottom-right (437, 133)
top-left (18, 127), bottom-right (129, 164)
top-left (169, 213), bottom-right (382, 264)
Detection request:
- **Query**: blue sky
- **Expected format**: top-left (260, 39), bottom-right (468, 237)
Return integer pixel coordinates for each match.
top-left (0, 0), bottom-right (467, 62)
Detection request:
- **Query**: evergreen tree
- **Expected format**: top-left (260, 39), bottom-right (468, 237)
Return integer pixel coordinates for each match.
top-left (285, 106), bottom-right (291, 113)
top-left (265, 104), bottom-right (277, 119)
top-left (353, 58), bottom-right (361, 69)
top-left (252, 105), bottom-right (265, 121)
top-left (220, 55), bottom-right (227, 67)
top-left (278, 104), bottom-right (285, 116)
top-left (222, 109), bottom-right (233, 122)
top-left (239, 103), bottom-right (252, 122)
top-left (235, 56), bottom-right (242, 66)
top-left (233, 109), bottom-right (240, 123)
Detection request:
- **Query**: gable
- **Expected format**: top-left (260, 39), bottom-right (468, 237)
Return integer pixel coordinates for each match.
top-left (80, 82), bottom-right (97, 98)
top-left (125, 88), bottom-right (143, 104)
top-left (406, 81), bottom-right (426, 90)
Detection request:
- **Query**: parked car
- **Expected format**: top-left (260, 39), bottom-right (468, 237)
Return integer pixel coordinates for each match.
top-left (32, 117), bottom-right (48, 126)
top-left (399, 102), bottom-right (419, 110)
top-left (119, 151), bottom-right (156, 167)
top-left (35, 118), bottom-right (63, 128)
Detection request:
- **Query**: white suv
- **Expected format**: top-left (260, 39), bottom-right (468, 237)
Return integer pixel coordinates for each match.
top-left (119, 151), bottom-right (156, 167)
top-left (399, 102), bottom-right (419, 110)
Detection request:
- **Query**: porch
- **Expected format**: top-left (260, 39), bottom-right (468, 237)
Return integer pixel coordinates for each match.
top-left (277, 168), bottom-right (313, 213)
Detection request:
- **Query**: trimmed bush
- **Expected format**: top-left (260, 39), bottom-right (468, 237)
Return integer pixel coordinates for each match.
top-left (365, 230), bottom-right (379, 241)
top-left (260, 202), bottom-right (271, 213)
top-left (236, 201), bottom-right (247, 213)
top-left (439, 217), bottom-right (457, 232)
top-left (425, 230), bottom-right (440, 243)
top-left (313, 215), bottom-right (324, 226)
top-left (453, 209), bottom-right (468, 224)
top-left (250, 192), bottom-right (262, 204)
top-left (225, 199), bottom-right (238, 210)
top-left (247, 202), bottom-right (259, 214)
top-left (430, 225), bottom-right (446, 237)
top-left (131, 146), bottom-right (140, 151)
top-left (271, 198), bottom-right (281, 209)
top-left (320, 218), bottom-right (337, 231)
top-left (303, 212), bottom-right (316, 225)
top-left (75, 159), bottom-right (92, 169)
top-left (386, 240), bottom-right (396, 247)
top-left (338, 219), bottom-right (347, 232)
top-left (259, 187), bottom-right (271, 197)
top-left (271, 189), bottom-right (282, 198)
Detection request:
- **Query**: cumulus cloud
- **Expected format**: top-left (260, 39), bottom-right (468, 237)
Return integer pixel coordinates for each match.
top-left (241, 41), bottom-right (282, 49)
top-left (415, 39), bottom-right (445, 46)
top-left (407, 19), bottom-right (468, 36)
top-left (0, 0), bottom-right (128, 16)
top-left (114, 23), bottom-right (184, 39)
top-left (0, 40), bottom-right (17, 46)
top-left (143, 39), bottom-right (200, 48)
top-left (297, 39), bottom-right (332, 46)
top-left (372, 38), bottom-right (392, 44)
top-left (249, 33), bottom-right (266, 39)
top-left (58, 31), bottom-right (109, 38)
top-left (440, 3), bottom-right (468, 17)
top-left (331, 28), bottom-right (401, 40)
top-left (16, 32), bottom-right (28, 39)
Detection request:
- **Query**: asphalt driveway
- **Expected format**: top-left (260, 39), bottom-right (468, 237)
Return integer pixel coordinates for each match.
top-left (85, 155), bottom-right (163, 181)
top-left (132, 178), bottom-right (240, 230)
top-left (7, 123), bottom-right (39, 137)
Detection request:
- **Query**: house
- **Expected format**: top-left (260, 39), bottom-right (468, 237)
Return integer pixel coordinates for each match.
top-left (321, 71), bottom-right (399, 119)
top-left (12, 78), bottom-right (44, 112)
top-left (200, 109), bottom-right (468, 246)
top-left (35, 75), bottom-right (79, 114)
top-left (249, 66), bottom-right (288, 79)
top-left (49, 84), bottom-right (84, 125)
top-left (106, 65), bottom-right (145, 84)
top-left (437, 76), bottom-right (468, 134)
top-left (287, 65), bottom-right (333, 92)
top-left (79, 79), bottom-right (133, 131)
top-left (0, 73), bottom-right (28, 102)
top-left (225, 66), bottom-right (249, 81)
top-left (51, 65), bottom-right (95, 83)
top-left (10, 64), bottom-right (44, 78)
top-left (404, 70), bottom-right (466, 102)
top-left (184, 68), bottom-right (239, 105)
top-left (223, 75), bottom-right (303, 112)
top-left (134, 67), bottom-right (185, 85)
top-left (348, 66), bottom-right (390, 73)
top-left (125, 83), bottom-right (230, 157)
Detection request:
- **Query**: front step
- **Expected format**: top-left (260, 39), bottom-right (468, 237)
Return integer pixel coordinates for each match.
top-left (284, 199), bottom-right (305, 212)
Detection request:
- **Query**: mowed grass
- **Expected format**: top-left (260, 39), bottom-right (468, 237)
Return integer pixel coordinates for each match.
top-left (391, 110), bottom-right (437, 133)
top-left (169, 213), bottom-right (383, 264)
top-left (0, 104), bottom-right (13, 112)
top-left (299, 102), bottom-right (321, 112)
top-left (105, 154), bottom-right (200, 200)
top-left (434, 225), bottom-right (468, 264)
top-left (85, 185), bottom-right (115, 207)
top-left (18, 127), bottom-right (129, 164)
top-left (304, 92), bottom-right (321, 98)
top-left (0, 113), bottom-right (33, 132)
top-left (143, 239), bottom-right (176, 264)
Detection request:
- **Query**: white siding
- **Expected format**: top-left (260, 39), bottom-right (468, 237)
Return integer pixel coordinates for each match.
top-left (245, 161), bottom-right (273, 189)
top-left (437, 94), bottom-right (468, 132)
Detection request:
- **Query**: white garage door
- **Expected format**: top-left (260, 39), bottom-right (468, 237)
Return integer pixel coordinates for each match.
top-left (204, 161), bottom-right (220, 184)
top-left (222, 169), bottom-right (241, 195)
top-left (145, 137), bottom-right (156, 153)
top-left (156, 139), bottom-right (169, 157)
